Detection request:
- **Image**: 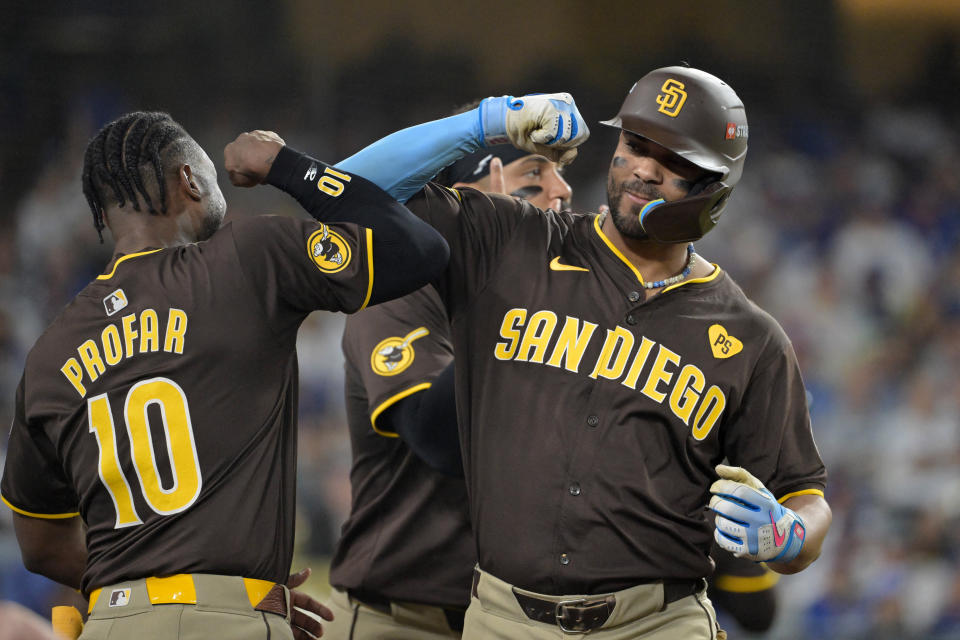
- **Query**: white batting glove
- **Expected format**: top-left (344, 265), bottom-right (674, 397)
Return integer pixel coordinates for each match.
top-left (479, 93), bottom-right (589, 165)
top-left (709, 464), bottom-right (806, 563)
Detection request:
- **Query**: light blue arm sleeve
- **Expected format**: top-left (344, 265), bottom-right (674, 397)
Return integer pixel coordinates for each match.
top-left (334, 108), bottom-right (489, 204)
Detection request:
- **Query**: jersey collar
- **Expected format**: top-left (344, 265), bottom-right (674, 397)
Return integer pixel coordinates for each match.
top-left (591, 214), bottom-right (722, 291)
top-left (97, 249), bottom-right (163, 280)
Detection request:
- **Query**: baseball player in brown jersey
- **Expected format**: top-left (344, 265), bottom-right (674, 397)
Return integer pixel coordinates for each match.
top-left (317, 67), bottom-right (834, 639)
top-left (0, 112), bottom-right (448, 640)
top-left (322, 145), bottom-right (572, 640)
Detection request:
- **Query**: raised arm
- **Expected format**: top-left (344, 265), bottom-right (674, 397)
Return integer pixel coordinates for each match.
top-left (336, 94), bottom-right (589, 202)
top-left (224, 132), bottom-right (448, 305)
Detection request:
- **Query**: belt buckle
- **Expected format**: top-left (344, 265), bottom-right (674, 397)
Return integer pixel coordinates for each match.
top-left (555, 598), bottom-right (588, 634)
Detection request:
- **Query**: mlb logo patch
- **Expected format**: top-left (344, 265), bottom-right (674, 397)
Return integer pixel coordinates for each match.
top-left (109, 588), bottom-right (131, 607)
top-left (725, 122), bottom-right (737, 140)
top-left (103, 289), bottom-right (128, 316)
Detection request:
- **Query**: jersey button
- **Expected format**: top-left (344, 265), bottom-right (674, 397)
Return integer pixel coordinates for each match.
top-left (569, 482), bottom-right (581, 496)
top-left (586, 415), bottom-right (599, 428)
top-left (626, 314), bottom-right (638, 325)
top-left (559, 553), bottom-right (570, 565)
top-left (628, 291), bottom-right (640, 302)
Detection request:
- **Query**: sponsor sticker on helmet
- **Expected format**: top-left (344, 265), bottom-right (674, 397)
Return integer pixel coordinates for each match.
top-left (725, 122), bottom-right (749, 140)
top-left (656, 79), bottom-right (687, 117)
top-left (306, 225), bottom-right (351, 274)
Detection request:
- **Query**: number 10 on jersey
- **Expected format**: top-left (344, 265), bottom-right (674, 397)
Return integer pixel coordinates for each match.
top-left (87, 377), bottom-right (202, 528)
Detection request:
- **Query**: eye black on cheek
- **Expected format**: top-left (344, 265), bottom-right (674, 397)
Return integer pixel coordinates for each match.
top-left (673, 177), bottom-right (695, 194)
top-left (612, 156), bottom-right (627, 168)
top-left (510, 186), bottom-right (544, 199)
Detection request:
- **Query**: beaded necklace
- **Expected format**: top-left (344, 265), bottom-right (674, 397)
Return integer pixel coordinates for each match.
top-left (641, 244), bottom-right (696, 289)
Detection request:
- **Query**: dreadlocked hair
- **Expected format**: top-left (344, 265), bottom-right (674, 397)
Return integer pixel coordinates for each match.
top-left (81, 111), bottom-right (190, 242)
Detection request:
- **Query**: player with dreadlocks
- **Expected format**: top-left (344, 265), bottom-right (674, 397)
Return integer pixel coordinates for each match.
top-left (1, 111), bottom-right (448, 640)
top-left (82, 112), bottom-right (192, 239)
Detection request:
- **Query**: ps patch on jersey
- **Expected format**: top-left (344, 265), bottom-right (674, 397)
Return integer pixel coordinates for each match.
top-left (103, 289), bottom-right (128, 316)
top-left (306, 225), bottom-right (351, 274)
top-left (109, 588), bottom-right (131, 607)
top-left (708, 324), bottom-right (743, 359)
top-left (371, 327), bottom-right (429, 376)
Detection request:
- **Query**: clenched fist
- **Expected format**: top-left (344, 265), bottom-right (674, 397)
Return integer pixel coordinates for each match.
top-left (223, 130), bottom-right (286, 187)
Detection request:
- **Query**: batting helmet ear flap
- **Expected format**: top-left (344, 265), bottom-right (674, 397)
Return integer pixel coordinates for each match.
top-left (638, 181), bottom-right (732, 243)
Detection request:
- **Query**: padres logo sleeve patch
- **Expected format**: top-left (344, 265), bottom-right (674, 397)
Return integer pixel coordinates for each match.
top-left (306, 225), bottom-right (352, 274)
top-left (371, 327), bottom-right (430, 376)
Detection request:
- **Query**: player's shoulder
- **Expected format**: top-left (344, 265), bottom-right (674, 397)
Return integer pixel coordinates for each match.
top-left (714, 271), bottom-right (793, 351)
top-left (418, 182), bottom-right (547, 218)
top-left (20, 290), bottom-right (95, 387)
top-left (220, 213), bottom-right (300, 236)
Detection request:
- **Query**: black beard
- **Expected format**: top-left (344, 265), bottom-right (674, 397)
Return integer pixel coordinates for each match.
top-left (605, 174), bottom-right (666, 240)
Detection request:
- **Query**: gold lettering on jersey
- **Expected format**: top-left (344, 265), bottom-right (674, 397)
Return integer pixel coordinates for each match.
top-left (515, 311), bottom-right (557, 363)
top-left (640, 345), bottom-right (680, 403)
top-left (692, 386), bottom-right (725, 440)
top-left (101, 325), bottom-right (123, 366)
top-left (61, 359), bottom-right (86, 397)
top-left (669, 364), bottom-right (705, 424)
top-left (60, 308), bottom-right (190, 398)
top-left (140, 309), bottom-right (160, 353)
top-left (492, 307), bottom-right (729, 440)
top-left (589, 327), bottom-right (634, 380)
top-left (621, 336), bottom-right (656, 389)
top-left (545, 317), bottom-right (597, 372)
top-left (122, 314), bottom-right (139, 359)
top-left (78, 340), bottom-right (107, 382)
top-left (494, 308), bottom-right (527, 361)
top-left (164, 309), bottom-right (188, 354)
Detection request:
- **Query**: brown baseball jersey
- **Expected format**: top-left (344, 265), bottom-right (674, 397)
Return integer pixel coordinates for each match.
top-left (332, 284), bottom-right (474, 608)
top-left (404, 183), bottom-right (827, 595)
top-left (1, 215), bottom-right (373, 594)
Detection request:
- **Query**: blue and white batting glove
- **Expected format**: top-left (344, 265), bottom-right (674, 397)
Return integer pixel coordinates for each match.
top-left (479, 93), bottom-right (590, 165)
top-left (709, 464), bottom-right (806, 563)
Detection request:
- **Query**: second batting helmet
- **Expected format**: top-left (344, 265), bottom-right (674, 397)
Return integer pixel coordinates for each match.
top-left (601, 66), bottom-right (748, 242)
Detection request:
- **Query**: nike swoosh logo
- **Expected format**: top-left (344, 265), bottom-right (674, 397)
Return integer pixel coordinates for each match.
top-left (550, 257), bottom-right (589, 272)
top-left (771, 512), bottom-right (787, 547)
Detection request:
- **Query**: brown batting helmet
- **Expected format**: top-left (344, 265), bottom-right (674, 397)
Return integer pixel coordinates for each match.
top-left (601, 66), bottom-right (748, 241)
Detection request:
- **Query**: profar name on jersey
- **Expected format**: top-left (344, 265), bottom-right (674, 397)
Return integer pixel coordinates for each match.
top-left (61, 308), bottom-right (188, 398)
top-left (494, 307), bottom-right (726, 441)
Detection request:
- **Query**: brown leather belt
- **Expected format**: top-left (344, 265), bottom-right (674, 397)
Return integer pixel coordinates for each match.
top-left (514, 591), bottom-right (616, 633)
top-left (347, 589), bottom-right (465, 632)
top-left (513, 579), bottom-right (703, 633)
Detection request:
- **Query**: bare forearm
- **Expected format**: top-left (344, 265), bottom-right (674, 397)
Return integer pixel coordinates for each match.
top-left (14, 514), bottom-right (87, 589)
top-left (768, 494), bottom-right (832, 574)
top-left (30, 547), bottom-right (86, 589)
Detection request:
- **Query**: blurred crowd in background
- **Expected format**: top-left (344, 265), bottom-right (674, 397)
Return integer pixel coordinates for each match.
top-left (2, 2), bottom-right (959, 638)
